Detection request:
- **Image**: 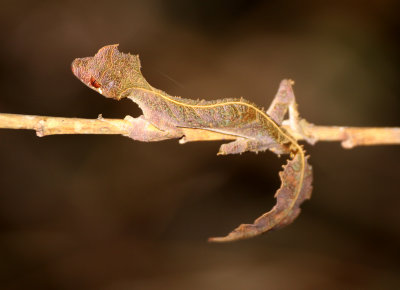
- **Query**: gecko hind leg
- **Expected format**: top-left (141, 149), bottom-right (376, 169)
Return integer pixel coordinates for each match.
top-left (217, 138), bottom-right (256, 155)
top-left (267, 79), bottom-right (315, 144)
top-left (217, 138), bottom-right (287, 156)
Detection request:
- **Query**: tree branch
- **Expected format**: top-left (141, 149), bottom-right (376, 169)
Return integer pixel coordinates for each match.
top-left (1, 113), bottom-right (400, 148)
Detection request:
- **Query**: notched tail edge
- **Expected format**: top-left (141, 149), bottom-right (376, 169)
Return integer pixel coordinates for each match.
top-left (208, 150), bottom-right (313, 243)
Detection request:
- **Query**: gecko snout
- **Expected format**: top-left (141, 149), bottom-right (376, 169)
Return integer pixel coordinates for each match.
top-left (71, 58), bottom-right (91, 86)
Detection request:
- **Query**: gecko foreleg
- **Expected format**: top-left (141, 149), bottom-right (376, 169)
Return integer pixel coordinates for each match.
top-left (124, 115), bottom-right (182, 142)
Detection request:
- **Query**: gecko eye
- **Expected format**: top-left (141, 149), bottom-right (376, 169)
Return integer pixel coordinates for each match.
top-left (90, 76), bottom-right (101, 88)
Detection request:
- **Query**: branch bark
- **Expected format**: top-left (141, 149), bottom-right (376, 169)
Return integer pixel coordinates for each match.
top-left (0, 113), bottom-right (129, 137)
top-left (288, 123), bottom-right (400, 148)
top-left (1, 113), bottom-right (400, 148)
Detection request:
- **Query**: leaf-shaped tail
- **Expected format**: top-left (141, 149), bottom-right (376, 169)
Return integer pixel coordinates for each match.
top-left (209, 149), bottom-right (313, 242)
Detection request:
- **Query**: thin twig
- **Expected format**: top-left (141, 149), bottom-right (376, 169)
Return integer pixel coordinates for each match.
top-left (0, 113), bottom-right (129, 137)
top-left (289, 123), bottom-right (400, 148)
top-left (1, 113), bottom-right (400, 148)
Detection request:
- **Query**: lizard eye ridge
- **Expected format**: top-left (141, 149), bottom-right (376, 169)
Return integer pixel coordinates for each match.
top-left (90, 76), bottom-right (101, 88)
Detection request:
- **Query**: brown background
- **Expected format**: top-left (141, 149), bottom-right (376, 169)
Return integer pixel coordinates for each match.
top-left (1, 0), bottom-right (400, 289)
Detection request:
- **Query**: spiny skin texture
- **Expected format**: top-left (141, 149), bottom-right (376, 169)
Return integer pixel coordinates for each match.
top-left (72, 45), bottom-right (313, 242)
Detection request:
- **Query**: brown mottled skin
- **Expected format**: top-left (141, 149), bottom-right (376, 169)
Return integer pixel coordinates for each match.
top-left (72, 45), bottom-right (313, 242)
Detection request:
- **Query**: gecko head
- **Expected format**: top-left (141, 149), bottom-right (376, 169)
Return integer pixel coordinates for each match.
top-left (71, 44), bottom-right (143, 100)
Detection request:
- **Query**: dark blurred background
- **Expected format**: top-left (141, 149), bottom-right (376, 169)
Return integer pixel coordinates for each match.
top-left (1, 0), bottom-right (400, 289)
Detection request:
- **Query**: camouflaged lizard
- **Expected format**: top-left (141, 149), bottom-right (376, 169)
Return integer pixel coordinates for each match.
top-left (71, 45), bottom-right (313, 242)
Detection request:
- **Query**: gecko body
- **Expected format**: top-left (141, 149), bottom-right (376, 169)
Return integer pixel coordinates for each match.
top-left (72, 45), bottom-right (313, 242)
